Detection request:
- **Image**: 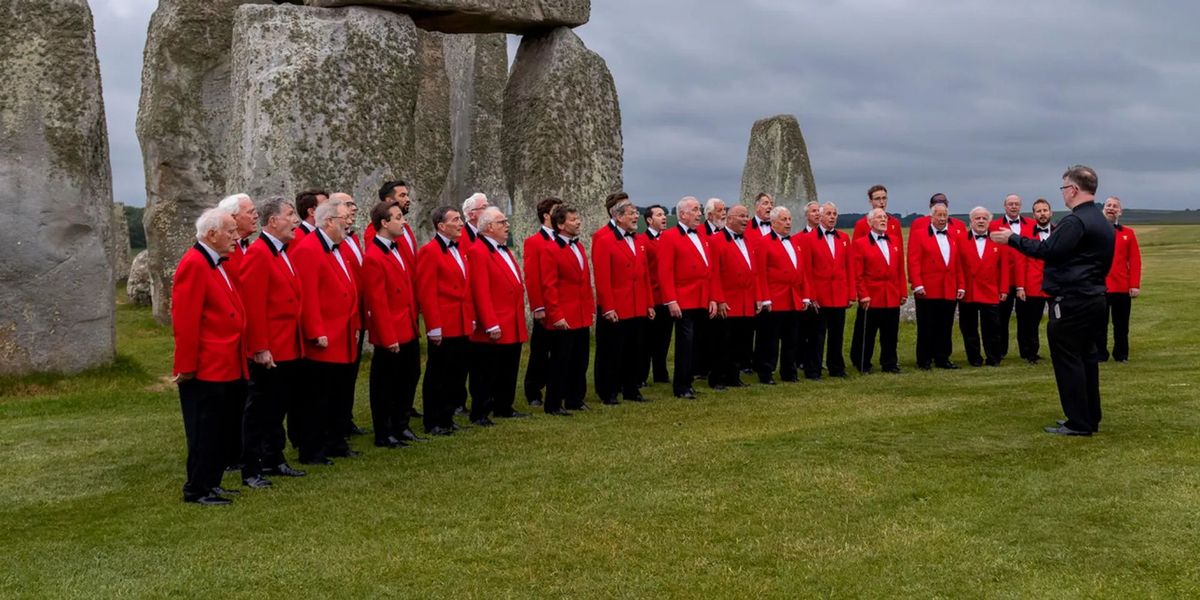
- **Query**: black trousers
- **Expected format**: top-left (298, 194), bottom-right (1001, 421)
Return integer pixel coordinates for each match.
top-left (710, 316), bottom-right (753, 387)
top-left (303, 360), bottom-right (353, 457)
top-left (671, 308), bottom-right (707, 395)
top-left (1016, 297), bottom-right (1047, 361)
top-left (546, 327), bottom-right (590, 411)
top-left (1047, 295), bottom-right (1105, 432)
top-left (221, 381), bottom-right (246, 469)
top-left (997, 287), bottom-right (1019, 358)
top-left (241, 359), bottom-right (301, 479)
top-left (524, 323), bottom-right (550, 402)
top-left (369, 340), bottom-right (420, 441)
top-left (468, 342), bottom-right (523, 419)
top-left (642, 304), bottom-right (673, 384)
top-left (915, 298), bottom-right (956, 366)
top-left (806, 306), bottom-right (847, 378)
top-left (292, 359), bottom-right (332, 462)
top-left (595, 315), bottom-right (648, 400)
top-left (179, 378), bottom-right (241, 500)
top-left (1098, 292), bottom-right (1132, 361)
top-left (796, 308), bottom-right (817, 372)
top-left (422, 336), bottom-right (470, 431)
top-left (694, 309), bottom-right (713, 378)
top-left (755, 309), bottom-right (799, 381)
top-left (959, 302), bottom-right (1002, 366)
top-left (344, 330), bottom-right (365, 432)
top-left (850, 307), bottom-right (899, 372)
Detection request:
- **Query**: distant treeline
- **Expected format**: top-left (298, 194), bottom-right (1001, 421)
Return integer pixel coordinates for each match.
top-left (125, 205), bottom-right (146, 250)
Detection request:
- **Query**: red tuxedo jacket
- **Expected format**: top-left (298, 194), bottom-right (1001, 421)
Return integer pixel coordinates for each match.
top-left (642, 229), bottom-right (666, 305)
top-left (523, 228), bottom-right (557, 315)
top-left (592, 224), bottom-right (653, 319)
top-left (1016, 224), bottom-right (1055, 298)
top-left (224, 237), bottom-right (252, 285)
top-left (909, 215), bottom-right (967, 239)
top-left (1106, 225), bottom-right (1142, 293)
top-left (172, 244), bottom-right (248, 381)
top-left (365, 222), bottom-right (418, 268)
top-left (239, 236), bottom-right (304, 362)
top-left (656, 224), bottom-right (712, 310)
top-left (907, 225), bottom-right (965, 300)
top-left (340, 232), bottom-right (367, 328)
top-left (362, 237), bottom-right (419, 348)
top-left (293, 221), bottom-right (317, 243)
top-left (755, 231), bottom-right (810, 311)
top-left (416, 235), bottom-right (474, 338)
top-left (959, 232), bottom-right (1010, 305)
top-left (709, 229), bottom-right (759, 318)
top-left (989, 216), bottom-right (1036, 290)
top-left (468, 239), bottom-right (528, 344)
top-left (806, 228), bottom-right (855, 309)
top-left (850, 233), bottom-right (906, 308)
top-left (853, 215), bottom-right (905, 252)
top-left (541, 236), bottom-right (595, 330)
top-left (744, 216), bottom-right (773, 245)
top-left (291, 230), bottom-right (360, 363)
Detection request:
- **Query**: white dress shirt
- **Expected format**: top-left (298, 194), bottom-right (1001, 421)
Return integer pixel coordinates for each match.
top-left (261, 231), bottom-right (295, 275)
top-left (681, 224), bottom-right (708, 265)
top-left (318, 229), bottom-right (352, 282)
top-left (198, 242), bottom-right (233, 290)
top-left (873, 232), bottom-right (891, 265)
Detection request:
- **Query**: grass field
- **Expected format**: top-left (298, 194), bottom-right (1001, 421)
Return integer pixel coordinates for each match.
top-left (3, 225), bottom-right (1199, 598)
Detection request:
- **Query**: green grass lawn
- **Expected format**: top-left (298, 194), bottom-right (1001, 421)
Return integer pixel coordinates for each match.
top-left (3, 225), bottom-right (1199, 598)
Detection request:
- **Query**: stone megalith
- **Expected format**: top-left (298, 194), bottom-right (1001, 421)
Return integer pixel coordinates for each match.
top-left (443, 34), bottom-right (509, 215)
top-left (227, 4), bottom-right (449, 240)
top-left (137, 0), bottom-right (271, 324)
top-left (407, 29), bottom-right (454, 240)
top-left (503, 27), bottom-right (622, 252)
top-left (127, 250), bottom-right (154, 307)
top-left (303, 0), bottom-right (590, 34)
top-left (739, 114), bottom-right (818, 211)
top-left (110, 203), bottom-right (132, 281)
top-left (0, 0), bottom-right (115, 375)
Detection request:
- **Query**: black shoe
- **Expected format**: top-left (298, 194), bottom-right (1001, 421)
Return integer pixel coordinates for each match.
top-left (327, 448), bottom-right (360, 458)
top-left (710, 384), bottom-right (727, 391)
top-left (882, 366), bottom-right (902, 374)
top-left (427, 426), bottom-right (454, 436)
top-left (917, 363), bottom-right (932, 370)
top-left (780, 376), bottom-right (799, 383)
top-left (828, 371), bottom-right (848, 378)
top-left (624, 393), bottom-right (647, 402)
top-left (212, 486), bottom-right (241, 496)
top-left (408, 408), bottom-right (423, 418)
top-left (639, 381), bottom-right (649, 388)
top-left (374, 436), bottom-right (408, 448)
top-left (399, 429), bottom-right (428, 442)
top-left (546, 409), bottom-right (573, 416)
top-left (471, 418), bottom-right (496, 427)
top-left (936, 361), bottom-right (959, 370)
top-left (224, 463), bottom-right (244, 473)
top-left (727, 379), bottom-right (749, 388)
top-left (346, 423), bottom-right (369, 436)
top-left (1114, 357), bottom-right (1128, 363)
top-left (805, 374), bottom-right (821, 381)
top-left (527, 399), bottom-right (544, 408)
top-left (654, 376), bottom-right (672, 384)
top-left (243, 475), bottom-right (273, 489)
top-left (299, 456), bottom-right (334, 466)
top-left (601, 397), bottom-right (620, 406)
top-left (495, 411), bottom-right (531, 418)
top-left (759, 377), bottom-right (776, 385)
top-left (1055, 419), bottom-right (1099, 433)
top-left (969, 359), bottom-right (983, 367)
top-left (857, 367), bottom-right (873, 375)
top-left (273, 463), bottom-right (306, 477)
top-left (185, 493), bottom-right (231, 506)
top-left (450, 421), bottom-right (468, 431)
top-left (1044, 425), bottom-right (1092, 436)
top-left (739, 368), bottom-right (755, 375)
top-left (674, 391), bottom-right (697, 399)
top-left (454, 406), bottom-right (468, 416)
top-left (569, 403), bottom-right (591, 411)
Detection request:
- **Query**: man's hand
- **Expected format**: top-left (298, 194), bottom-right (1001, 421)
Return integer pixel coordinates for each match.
top-left (859, 297), bottom-right (871, 310)
top-left (913, 287), bottom-right (927, 298)
top-left (532, 308), bottom-right (546, 320)
top-left (489, 328), bottom-right (503, 341)
top-left (1130, 288), bottom-right (1140, 298)
top-left (1016, 288), bottom-right (1027, 301)
top-left (428, 334), bottom-right (443, 346)
top-left (387, 343), bottom-right (400, 353)
top-left (603, 310), bottom-right (619, 323)
top-left (552, 319), bottom-right (569, 330)
top-left (810, 300), bottom-right (820, 313)
top-left (173, 372), bottom-right (195, 383)
top-left (956, 289), bottom-right (965, 300)
top-left (668, 302), bottom-right (682, 318)
top-left (315, 336), bottom-right (329, 348)
top-left (717, 302), bottom-right (729, 319)
top-left (647, 307), bottom-right (656, 320)
top-left (999, 292), bottom-right (1008, 302)
top-left (990, 230), bottom-right (1014, 244)
top-left (708, 301), bottom-right (718, 319)
top-left (252, 350), bottom-right (276, 368)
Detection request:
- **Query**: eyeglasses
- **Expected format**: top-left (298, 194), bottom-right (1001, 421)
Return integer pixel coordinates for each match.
top-left (1059, 185), bottom-right (1077, 191)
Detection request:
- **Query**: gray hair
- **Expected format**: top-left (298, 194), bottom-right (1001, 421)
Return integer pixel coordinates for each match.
top-left (768, 206), bottom-right (791, 221)
top-left (704, 197), bottom-right (726, 214)
top-left (868, 207), bottom-right (887, 220)
top-left (195, 208), bottom-right (228, 241)
top-left (609, 199), bottom-right (634, 219)
top-left (804, 200), bottom-right (820, 211)
top-left (217, 193), bottom-right (251, 216)
top-left (314, 199), bottom-right (344, 228)
top-left (478, 206), bottom-right (506, 230)
top-left (821, 201), bottom-right (838, 213)
top-left (676, 196), bottom-right (699, 215)
top-left (258, 196), bottom-right (292, 227)
top-left (969, 206), bottom-right (991, 219)
top-left (462, 192), bottom-right (488, 215)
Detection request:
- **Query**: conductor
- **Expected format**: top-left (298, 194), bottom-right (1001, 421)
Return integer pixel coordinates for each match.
top-left (991, 165), bottom-right (1114, 436)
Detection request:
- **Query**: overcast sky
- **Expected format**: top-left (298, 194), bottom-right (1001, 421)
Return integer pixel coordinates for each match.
top-left (94, 0), bottom-right (1198, 213)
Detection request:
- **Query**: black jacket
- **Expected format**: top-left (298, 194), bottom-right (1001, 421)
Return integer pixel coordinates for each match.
top-left (1009, 200), bottom-right (1114, 297)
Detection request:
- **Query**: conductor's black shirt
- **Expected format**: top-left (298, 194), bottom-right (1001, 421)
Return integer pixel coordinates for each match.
top-left (1008, 200), bottom-right (1115, 298)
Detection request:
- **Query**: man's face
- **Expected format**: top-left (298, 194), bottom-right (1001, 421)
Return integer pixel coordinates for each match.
top-left (931, 205), bottom-right (949, 230)
top-left (648, 207), bottom-right (667, 230)
top-left (615, 205), bottom-right (638, 232)
top-left (390, 186), bottom-right (411, 213)
top-left (325, 206), bottom-right (350, 243)
top-left (272, 203), bottom-right (298, 242)
top-left (869, 190), bottom-right (888, 210)
top-left (1103, 198), bottom-right (1123, 223)
top-left (820, 205), bottom-right (838, 230)
top-left (771, 210), bottom-right (792, 235)
top-left (342, 199), bottom-right (358, 233)
top-left (1033, 203), bottom-right (1052, 225)
top-left (678, 200), bottom-right (702, 228)
top-left (870, 211), bottom-right (888, 233)
top-left (1004, 195), bottom-right (1022, 218)
top-left (727, 206), bottom-right (749, 234)
top-left (384, 206), bottom-right (407, 237)
top-left (1060, 178), bottom-right (1079, 206)
top-left (806, 203), bottom-right (821, 226)
top-left (562, 212), bottom-right (582, 237)
top-left (707, 201), bottom-right (727, 225)
top-left (438, 210), bottom-right (464, 241)
top-left (235, 198), bottom-right (258, 237)
top-left (971, 213), bottom-right (990, 233)
top-left (483, 211), bottom-right (510, 242)
top-left (755, 196), bottom-right (773, 220)
top-left (208, 215), bottom-right (238, 256)
top-left (467, 197), bottom-right (490, 225)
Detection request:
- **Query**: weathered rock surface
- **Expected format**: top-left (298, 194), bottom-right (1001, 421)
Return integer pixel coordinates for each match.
top-left (110, 203), bottom-right (131, 281)
top-left (442, 33), bottom-right (509, 215)
top-left (0, 0), bottom-right (115, 375)
top-left (127, 250), bottom-right (154, 307)
top-left (503, 27), bottom-right (622, 252)
top-left (739, 114), bottom-right (818, 212)
top-left (303, 0), bottom-right (589, 34)
top-left (137, 0), bottom-right (271, 324)
top-left (228, 4), bottom-right (450, 241)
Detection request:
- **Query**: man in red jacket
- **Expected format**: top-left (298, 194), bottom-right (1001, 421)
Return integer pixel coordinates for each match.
top-left (852, 185), bottom-right (904, 250)
top-left (292, 189), bottom-right (327, 241)
top-left (468, 207), bottom-right (532, 422)
top-left (364, 180), bottom-right (417, 262)
top-left (658, 197), bottom-right (716, 398)
top-left (330, 193), bottom-right (368, 438)
top-left (746, 192), bottom-right (774, 242)
top-left (1099, 196), bottom-right (1141, 362)
top-left (908, 202), bottom-right (966, 369)
top-left (909, 193), bottom-right (967, 239)
top-left (417, 206), bottom-right (474, 435)
top-left (959, 207), bottom-right (1010, 367)
top-left (805, 202), bottom-right (854, 379)
top-left (640, 204), bottom-right (674, 387)
top-left (541, 205), bottom-right (595, 414)
top-left (1014, 198), bottom-right (1055, 364)
top-left (172, 209), bottom-right (246, 505)
top-left (849, 208), bottom-right (907, 374)
top-left (291, 199), bottom-right (359, 463)
top-left (522, 197), bottom-right (562, 408)
top-left (213, 192), bottom-right (258, 472)
top-left (238, 197), bottom-right (307, 489)
top-left (754, 206), bottom-right (810, 384)
top-left (593, 194), bottom-right (655, 404)
top-left (989, 194), bottom-right (1035, 358)
top-left (708, 204), bottom-right (760, 389)
top-left (362, 201), bottom-right (424, 447)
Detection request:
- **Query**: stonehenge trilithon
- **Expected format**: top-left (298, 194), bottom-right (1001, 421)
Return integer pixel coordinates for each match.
top-left (503, 27), bottom-right (623, 251)
top-left (0, 0), bottom-right (115, 375)
top-left (739, 114), bottom-right (818, 211)
top-left (443, 33), bottom-right (509, 214)
top-left (303, 0), bottom-right (590, 34)
top-left (137, 0), bottom-right (271, 325)
top-left (110, 203), bottom-right (132, 281)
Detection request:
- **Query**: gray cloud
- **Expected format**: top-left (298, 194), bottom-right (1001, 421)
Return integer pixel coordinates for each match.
top-left (94, 0), bottom-right (1199, 212)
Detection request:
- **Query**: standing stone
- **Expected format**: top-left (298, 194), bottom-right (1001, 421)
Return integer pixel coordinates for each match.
top-left (303, 0), bottom-right (590, 34)
top-left (127, 250), bottom-right (154, 307)
top-left (739, 114), bottom-right (818, 211)
top-left (227, 4), bottom-right (446, 239)
top-left (137, 0), bottom-right (271, 324)
top-left (407, 29), bottom-right (454, 241)
top-left (503, 27), bottom-right (622, 252)
top-left (443, 34), bottom-right (509, 215)
top-left (0, 0), bottom-right (115, 375)
top-left (110, 203), bottom-right (132, 281)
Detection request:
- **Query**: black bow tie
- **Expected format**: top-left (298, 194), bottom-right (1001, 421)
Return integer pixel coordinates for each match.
top-left (239, 239), bottom-right (250, 249)
top-left (217, 256), bottom-right (229, 265)
top-left (445, 241), bottom-right (458, 249)
top-left (823, 229), bottom-right (837, 237)
top-left (496, 243), bottom-right (508, 251)
top-left (387, 240), bottom-right (399, 251)
top-left (330, 242), bottom-right (340, 251)
top-left (1036, 226), bottom-right (1050, 234)
top-left (279, 243), bottom-right (288, 253)
top-left (779, 235), bottom-right (790, 241)
top-left (974, 234), bottom-right (988, 240)
top-left (684, 228), bottom-right (697, 235)
top-left (935, 230), bottom-right (948, 236)
top-left (568, 239), bottom-right (579, 246)
top-left (1113, 223), bottom-right (1123, 231)
top-left (732, 233), bottom-right (744, 240)
top-left (1008, 219), bottom-right (1020, 225)
top-left (875, 234), bottom-right (888, 241)
top-left (623, 232), bottom-right (637, 239)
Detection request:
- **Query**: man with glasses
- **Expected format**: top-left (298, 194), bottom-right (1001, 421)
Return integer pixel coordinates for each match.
top-left (991, 165), bottom-right (1114, 436)
top-left (592, 194), bottom-right (655, 404)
